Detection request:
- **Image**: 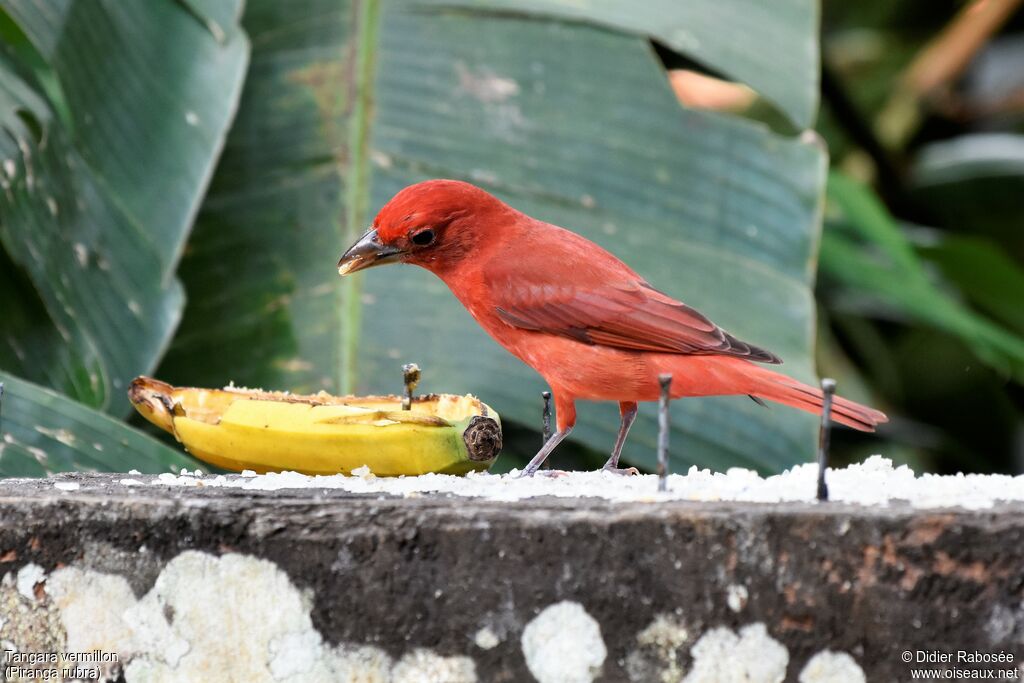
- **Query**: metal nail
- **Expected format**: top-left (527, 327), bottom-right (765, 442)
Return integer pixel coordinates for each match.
top-left (541, 391), bottom-right (552, 445)
top-left (817, 378), bottom-right (836, 502)
top-left (657, 374), bottom-right (672, 492)
top-left (402, 363), bottom-right (420, 411)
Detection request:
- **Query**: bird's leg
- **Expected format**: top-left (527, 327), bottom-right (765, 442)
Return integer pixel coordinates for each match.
top-left (601, 401), bottom-right (639, 476)
top-left (519, 426), bottom-right (573, 477)
top-left (519, 392), bottom-right (575, 477)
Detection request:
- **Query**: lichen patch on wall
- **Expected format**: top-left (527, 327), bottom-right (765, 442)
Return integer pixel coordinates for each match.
top-left (521, 601), bottom-right (607, 683)
top-left (799, 650), bottom-right (866, 683)
top-left (3, 551), bottom-right (477, 683)
top-left (682, 623), bottom-right (789, 683)
top-left (626, 613), bottom-right (691, 683)
top-left (47, 566), bottom-right (143, 679)
top-left (390, 649), bottom-right (477, 683)
top-left (473, 626), bottom-right (500, 650)
top-left (0, 552), bottom-right (873, 683)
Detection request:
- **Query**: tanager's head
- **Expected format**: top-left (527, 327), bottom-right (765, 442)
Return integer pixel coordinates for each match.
top-left (337, 179), bottom-right (509, 276)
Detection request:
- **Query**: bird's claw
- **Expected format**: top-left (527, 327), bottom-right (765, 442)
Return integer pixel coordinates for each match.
top-left (602, 465), bottom-right (640, 476)
top-left (537, 469), bottom-right (570, 478)
top-left (516, 468), bottom-right (570, 478)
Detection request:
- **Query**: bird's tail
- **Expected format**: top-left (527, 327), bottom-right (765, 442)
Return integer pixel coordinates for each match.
top-left (750, 368), bottom-right (887, 432)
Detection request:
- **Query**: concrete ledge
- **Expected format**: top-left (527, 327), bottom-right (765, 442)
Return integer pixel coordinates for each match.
top-left (0, 473), bottom-right (1022, 682)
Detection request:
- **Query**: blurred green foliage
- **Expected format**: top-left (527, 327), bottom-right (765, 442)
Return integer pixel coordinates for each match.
top-left (816, 0), bottom-right (1024, 473)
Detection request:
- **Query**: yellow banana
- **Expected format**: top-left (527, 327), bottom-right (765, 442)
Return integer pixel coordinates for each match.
top-left (128, 377), bottom-right (502, 476)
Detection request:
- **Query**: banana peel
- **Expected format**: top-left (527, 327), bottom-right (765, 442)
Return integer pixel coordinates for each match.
top-left (128, 377), bottom-right (502, 476)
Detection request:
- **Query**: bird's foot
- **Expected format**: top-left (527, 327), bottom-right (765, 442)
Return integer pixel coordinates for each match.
top-left (601, 465), bottom-right (640, 476)
top-left (516, 468), bottom-right (570, 479)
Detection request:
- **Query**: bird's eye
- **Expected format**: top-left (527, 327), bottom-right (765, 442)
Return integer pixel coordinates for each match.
top-left (411, 229), bottom-right (435, 246)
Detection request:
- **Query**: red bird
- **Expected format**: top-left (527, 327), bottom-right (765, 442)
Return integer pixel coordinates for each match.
top-left (338, 180), bottom-right (887, 476)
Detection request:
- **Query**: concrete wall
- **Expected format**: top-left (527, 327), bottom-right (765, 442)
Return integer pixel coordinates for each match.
top-left (0, 473), bottom-right (1022, 682)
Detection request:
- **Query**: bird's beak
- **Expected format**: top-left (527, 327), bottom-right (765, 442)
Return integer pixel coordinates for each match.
top-left (337, 228), bottom-right (405, 276)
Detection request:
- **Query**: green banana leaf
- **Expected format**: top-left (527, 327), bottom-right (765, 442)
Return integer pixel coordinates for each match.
top-left (0, 0), bottom-right (248, 415)
top-left (0, 373), bottom-right (203, 477)
top-left (160, 0), bottom-right (826, 474)
top-left (416, 0), bottom-right (819, 129)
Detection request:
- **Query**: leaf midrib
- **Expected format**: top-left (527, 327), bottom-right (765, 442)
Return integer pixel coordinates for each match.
top-left (339, 0), bottom-right (382, 394)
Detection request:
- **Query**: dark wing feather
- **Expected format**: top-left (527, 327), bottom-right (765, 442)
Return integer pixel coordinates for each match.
top-left (493, 279), bottom-right (781, 364)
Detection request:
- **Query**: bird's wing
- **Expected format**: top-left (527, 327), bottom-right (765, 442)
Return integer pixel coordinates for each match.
top-left (489, 270), bottom-right (781, 363)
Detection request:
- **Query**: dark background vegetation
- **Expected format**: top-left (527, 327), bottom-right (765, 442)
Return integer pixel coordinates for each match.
top-left (816, 0), bottom-right (1024, 474)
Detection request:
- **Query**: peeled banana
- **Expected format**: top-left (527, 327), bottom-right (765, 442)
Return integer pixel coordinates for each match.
top-left (128, 377), bottom-right (502, 476)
